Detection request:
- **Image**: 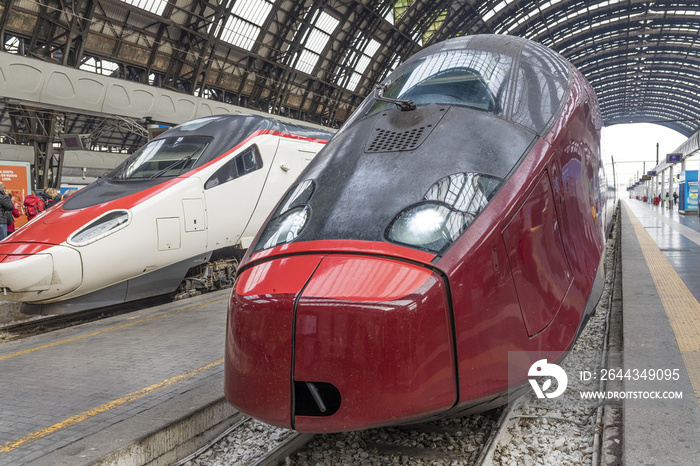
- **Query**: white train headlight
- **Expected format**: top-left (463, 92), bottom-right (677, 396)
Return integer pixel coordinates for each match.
top-left (254, 180), bottom-right (314, 252)
top-left (387, 203), bottom-right (461, 252)
top-left (68, 210), bottom-right (131, 247)
top-left (386, 173), bottom-right (501, 253)
top-left (257, 206), bottom-right (310, 250)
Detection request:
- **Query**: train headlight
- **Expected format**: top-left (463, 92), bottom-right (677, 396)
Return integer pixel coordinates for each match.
top-left (257, 206), bottom-right (310, 250)
top-left (254, 180), bottom-right (315, 252)
top-left (386, 173), bottom-right (501, 253)
top-left (387, 203), bottom-right (462, 252)
top-left (68, 210), bottom-right (131, 247)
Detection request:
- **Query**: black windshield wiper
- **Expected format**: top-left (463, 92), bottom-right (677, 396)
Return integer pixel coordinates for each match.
top-left (113, 162), bottom-right (131, 180)
top-left (149, 151), bottom-right (199, 179)
top-left (374, 84), bottom-right (416, 111)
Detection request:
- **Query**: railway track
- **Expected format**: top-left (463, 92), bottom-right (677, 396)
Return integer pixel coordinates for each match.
top-left (177, 416), bottom-right (314, 466)
top-left (265, 407), bottom-right (506, 466)
top-left (180, 406), bottom-right (508, 466)
top-left (361, 408), bottom-right (508, 465)
top-left (182, 209), bottom-right (622, 466)
top-left (0, 294), bottom-right (171, 342)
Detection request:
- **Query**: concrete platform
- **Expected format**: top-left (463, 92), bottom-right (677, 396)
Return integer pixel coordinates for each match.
top-left (0, 300), bottom-right (25, 324)
top-left (0, 290), bottom-right (239, 465)
top-left (621, 199), bottom-right (700, 465)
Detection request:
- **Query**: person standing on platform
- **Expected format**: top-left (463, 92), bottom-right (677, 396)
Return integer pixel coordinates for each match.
top-left (23, 191), bottom-right (45, 220)
top-left (44, 188), bottom-right (61, 209)
top-left (674, 191), bottom-right (679, 207)
top-left (0, 183), bottom-right (14, 240)
top-left (6, 204), bottom-right (21, 235)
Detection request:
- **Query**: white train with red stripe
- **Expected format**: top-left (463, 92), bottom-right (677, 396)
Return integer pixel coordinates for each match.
top-left (0, 115), bottom-right (332, 314)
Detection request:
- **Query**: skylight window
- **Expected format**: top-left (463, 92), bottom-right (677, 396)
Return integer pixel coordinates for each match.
top-left (292, 10), bottom-right (339, 74)
top-left (340, 37), bottom-right (381, 91)
top-left (385, 8), bottom-right (395, 25)
top-left (482, 0), bottom-right (512, 22)
top-left (412, 29), bottom-right (423, 47)
top-left (219, 0), bottom-right (274, 51)
top-left (120, 0), bottom-right (167, 16)
top-left (4, 36), bottom-right (20, 54)
top-left (80, 56), bottom-right (121, 76)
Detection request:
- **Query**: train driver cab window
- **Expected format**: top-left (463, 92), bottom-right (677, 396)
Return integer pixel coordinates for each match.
top-left (205, 145), bottom-right (263, 190)
top-left (116, 136), bottom-right (212, 180)
top-left (366, 50), bottom-right (512, 117)
top-left (511, 64), bottom-right (565, 133)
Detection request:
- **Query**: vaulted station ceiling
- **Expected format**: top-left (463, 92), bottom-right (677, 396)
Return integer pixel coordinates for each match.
top-left (1, 0), bottom-right (699, 186)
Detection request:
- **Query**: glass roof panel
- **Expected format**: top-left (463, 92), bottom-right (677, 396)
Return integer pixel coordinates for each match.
top-left (232, 0), bottom-right (273, 25)
top-left (290, 10), bottom-right (339, 74)
top-left (338, 36), bottom-right (382, 91)
top-left (296, 50), bottom-right (319, 75)
top-left (220, 17), bottom-right (258, 50)
top-left (80, 56), bottom-right (121, 76)
top-left (316, 11), bottom-right (340, 34)
top-left (218, 0), bottom-right (274, 51)
top-left (306, 28), bottom-right (330, 54)
top-left (120, 0), bottom-right (167, 16)
top-left (364, 39), bottom-right (381, 58)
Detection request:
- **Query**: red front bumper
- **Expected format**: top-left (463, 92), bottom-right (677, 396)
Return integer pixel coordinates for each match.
top-left (224, 252), bottom-right (457, 432)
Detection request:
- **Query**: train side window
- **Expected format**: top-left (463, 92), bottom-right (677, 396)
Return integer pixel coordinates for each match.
top-left (204, 145), bottom-right (263, 189)
top-left (242, 149), bottom-right (259, 172)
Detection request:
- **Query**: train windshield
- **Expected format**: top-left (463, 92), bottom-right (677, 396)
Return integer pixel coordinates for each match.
top-left (367, 50), bottom-right (512, 116)
top-left (115, 136), bottom-right (212, 180)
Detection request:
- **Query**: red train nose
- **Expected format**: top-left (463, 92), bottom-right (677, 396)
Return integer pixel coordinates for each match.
top-left (225, 253), bottom-right (457, 432)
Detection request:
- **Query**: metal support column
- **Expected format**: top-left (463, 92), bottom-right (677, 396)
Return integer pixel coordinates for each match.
top-left (661, 169), bottom-right (666, 208)
top-left (669, 165), bottom-right (674, 209)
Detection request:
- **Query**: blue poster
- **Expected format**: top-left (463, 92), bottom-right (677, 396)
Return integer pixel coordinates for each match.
top-left (688, 181), bottom-right (698, 211)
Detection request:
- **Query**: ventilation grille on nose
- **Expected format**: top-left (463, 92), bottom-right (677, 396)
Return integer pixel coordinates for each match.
top-left (366, 127), bottom-right (426, 152)
top-left (364, 106), bottom-right (447, 153)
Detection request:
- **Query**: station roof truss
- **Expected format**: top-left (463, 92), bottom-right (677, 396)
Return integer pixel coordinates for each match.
top-left (1, 0), bottom-right (700, 168)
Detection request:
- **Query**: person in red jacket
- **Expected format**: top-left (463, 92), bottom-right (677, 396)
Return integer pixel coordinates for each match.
top-left (6, 204), bottom-right (21, 234)
top-left (23, 191), bottom-right (45, 220)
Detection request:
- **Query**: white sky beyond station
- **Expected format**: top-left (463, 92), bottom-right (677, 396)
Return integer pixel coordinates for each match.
top-left (601, 123), bottom-right (692, 191)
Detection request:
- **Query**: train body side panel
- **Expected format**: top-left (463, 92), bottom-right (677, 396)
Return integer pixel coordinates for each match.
top-left (437, 69), bottom-right (603, 408)
top-left (68, 177), bottom-right (208, 301)
top-left (202, 136), bottom-right (280, 250)
top-left (238, 138), bottom-right (326, 249)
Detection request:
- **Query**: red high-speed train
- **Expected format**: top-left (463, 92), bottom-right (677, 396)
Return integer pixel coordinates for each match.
top-left (225, 34), bottom-right (616, 432)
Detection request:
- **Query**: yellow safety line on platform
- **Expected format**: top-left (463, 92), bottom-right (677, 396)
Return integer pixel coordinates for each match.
top-left (0, 358), bottom-right (223, 455)
top-left (626, 204), bottom-right (700, 403)
top-left (0, 297), bottom-right (228, 361)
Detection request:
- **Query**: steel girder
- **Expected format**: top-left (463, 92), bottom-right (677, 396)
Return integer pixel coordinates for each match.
top-left (2, 0), bottom-right (700, 155)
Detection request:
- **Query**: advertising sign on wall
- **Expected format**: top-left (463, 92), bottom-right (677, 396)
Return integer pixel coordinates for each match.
top-left (0, 161), bottom-right (32, 229)
top-left (688, 181), bottom-right (699, 211)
